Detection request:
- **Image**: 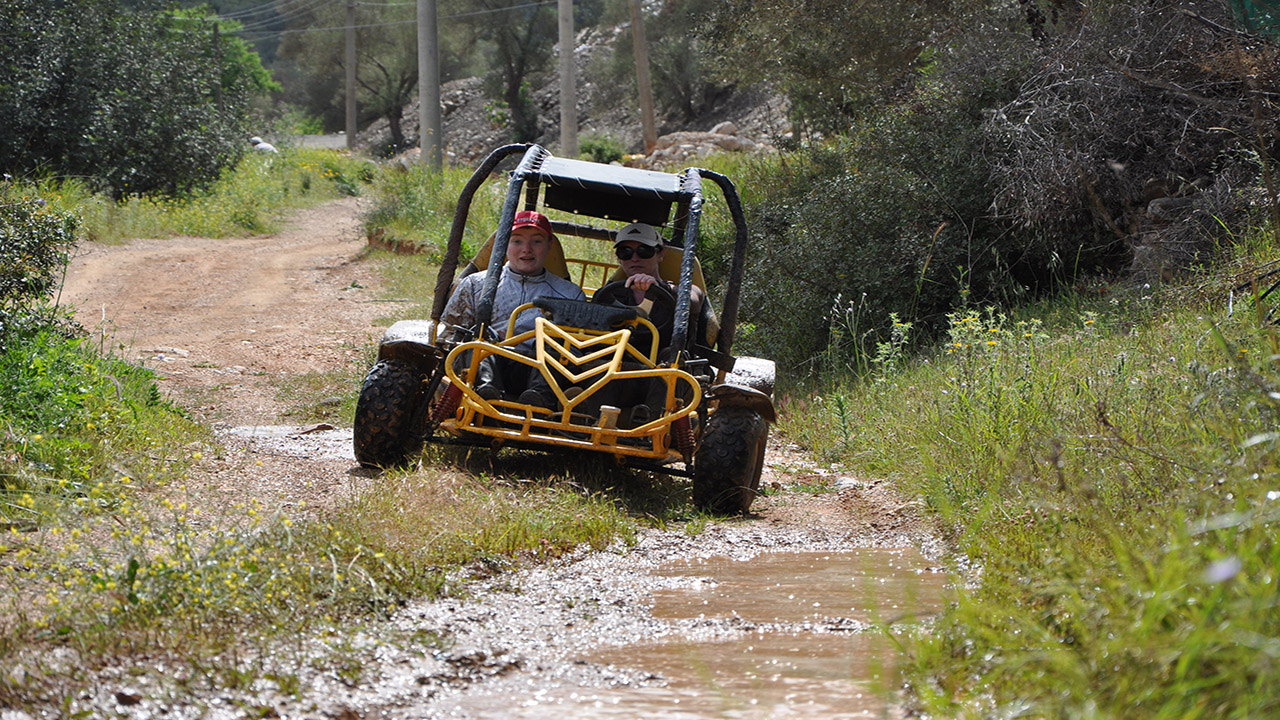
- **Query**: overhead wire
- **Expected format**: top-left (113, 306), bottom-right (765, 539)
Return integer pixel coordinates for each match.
top-left (215, 0), bottom-right (320, 21)
top-left (234, 0), bottom-right (556, 39)
top-left (230, 0), bottom-right (333, 32)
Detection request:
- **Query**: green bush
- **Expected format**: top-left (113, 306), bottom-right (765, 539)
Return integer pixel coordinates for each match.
top-left (0, 182), bottom-right (77, 348)
top-left (0, 0), bottom-right (275, 198)
top-left (735, 80), bottom-right (1008, 374)
top-left (0, 330), bottom-right (196, 496)
top-left (578, 134), bottom-right (625, 164)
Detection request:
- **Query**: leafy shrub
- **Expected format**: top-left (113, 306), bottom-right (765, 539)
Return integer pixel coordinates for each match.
top-left (0, 330), bottom-right (190, 492)
top-left (981, 0), bottom-right (1279, 269)
top-left (701, 0), bottom-right (979, 136)
top-left (734, 79), bottom-right (1014, 373)
top-left (0, 0), bottom-right (275, 198)
top-left (578, 134), bottom-right (625, 164)
top-left (0, 182), bottom-right (77, 348)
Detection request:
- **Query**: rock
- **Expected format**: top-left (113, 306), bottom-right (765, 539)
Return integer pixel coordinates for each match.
top-left (355, 23), bottom-right (789, 165)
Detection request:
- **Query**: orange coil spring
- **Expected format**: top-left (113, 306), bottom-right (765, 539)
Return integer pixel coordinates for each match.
top-left (431, 383), bottom-right (463, 424)
top-left (673, 414), bottom-right (695, 458)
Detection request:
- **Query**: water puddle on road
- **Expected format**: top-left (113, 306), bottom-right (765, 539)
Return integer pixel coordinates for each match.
top-left (463, 548), bottom-right (947, 719)
top-left (649, 548), bottom-right (946, 625)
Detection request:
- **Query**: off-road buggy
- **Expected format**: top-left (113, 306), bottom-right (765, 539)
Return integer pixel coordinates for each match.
top-left (353, 143), bottom-right (775, 513)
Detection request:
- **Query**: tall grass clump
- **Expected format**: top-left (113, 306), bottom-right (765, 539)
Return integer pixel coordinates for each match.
top-left (0, 460), bottom-right (633, 710)
top-left (42, 148), bottom-right (375, 244)
top-left (363, 162), bottom-right (500, 257)
top-left (782, 246), bottom-right (1280, 714)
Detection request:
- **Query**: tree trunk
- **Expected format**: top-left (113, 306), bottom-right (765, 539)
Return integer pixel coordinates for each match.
top-left (386, 106), bottom-right (405, 150)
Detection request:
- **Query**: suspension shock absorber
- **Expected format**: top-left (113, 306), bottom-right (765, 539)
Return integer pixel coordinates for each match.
top-left (430, 383), bottom-right (463, 424)
top-left (672, 412), bottom-right (695, 460)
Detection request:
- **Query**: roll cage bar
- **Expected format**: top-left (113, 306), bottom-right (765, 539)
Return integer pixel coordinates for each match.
top-left (429, 144), bottom-right (750, 360)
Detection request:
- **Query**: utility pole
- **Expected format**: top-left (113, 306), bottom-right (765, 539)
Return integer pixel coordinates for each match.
top-left (558, 0), bottom-right (578, 157)
top-left (418, 0), bottom-right (443, 170)
top-left (345, 0), bottom-right (357, 150)
top-left (630, 0), bottom-right (657, 153)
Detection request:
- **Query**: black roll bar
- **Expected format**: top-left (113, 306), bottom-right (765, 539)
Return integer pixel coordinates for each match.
top-left (431, 144), bottom-right (530, 322)
top-left (693, 168), bottom-right (748, 358)
top-left (669, 170), bottom-right (703, 355)
top-left (474, 145), bottom-right (550, 332)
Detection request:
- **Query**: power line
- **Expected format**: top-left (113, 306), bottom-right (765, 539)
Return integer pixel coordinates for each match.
top-left (216, 0), bottom-right (322, 21)
top-left (212, 0), bottom-right (280, 20)
top-left (234, 0), bottom-right (556, 39)
top-left (232, 0), bottom-right (333, 32)
top-left (240, 18), bottom-right (415, 38)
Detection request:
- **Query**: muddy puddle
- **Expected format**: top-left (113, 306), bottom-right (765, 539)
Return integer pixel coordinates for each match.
top-left (453, 548), bottom-right (947, 719)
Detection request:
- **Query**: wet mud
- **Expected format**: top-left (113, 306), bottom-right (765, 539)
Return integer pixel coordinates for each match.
top-left (291, 503), bottom-right (948, 720)
top-left (445, 549), bottom-right (947, 720)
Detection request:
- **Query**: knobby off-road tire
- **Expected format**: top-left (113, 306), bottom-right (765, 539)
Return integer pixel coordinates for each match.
top-left (692, 405), bottom-right (769, 514)
top-left (353, 360), bottom-right (428, 469)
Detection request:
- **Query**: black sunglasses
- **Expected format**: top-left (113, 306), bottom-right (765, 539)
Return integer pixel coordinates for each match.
top-left (615, 245), bottom-right (658, 260)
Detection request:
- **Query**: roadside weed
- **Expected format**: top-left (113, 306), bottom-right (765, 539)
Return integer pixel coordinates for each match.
top-left (782, 268), bottom-right (1280, 715)
top-left (51, 149), bottom-right (376, 244)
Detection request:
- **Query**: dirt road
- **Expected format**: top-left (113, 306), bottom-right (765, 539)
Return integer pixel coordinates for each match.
top-left (59, 199), bottom-right (946, 719)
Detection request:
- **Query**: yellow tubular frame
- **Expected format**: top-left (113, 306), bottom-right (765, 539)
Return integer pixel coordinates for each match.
top-left (439, 307), bottom-right (701, 462)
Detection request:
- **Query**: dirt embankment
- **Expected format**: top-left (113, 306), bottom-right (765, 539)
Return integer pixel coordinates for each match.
top-left (58, 198), bottom-right (946, 719)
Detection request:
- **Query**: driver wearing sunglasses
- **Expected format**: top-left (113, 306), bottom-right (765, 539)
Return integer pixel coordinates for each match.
top-left (578, 222), bottom-right (713, 424)
top-left (600, 222), bottom-right (704, 331)
top-left (594, 223), bottom-right (714, 353)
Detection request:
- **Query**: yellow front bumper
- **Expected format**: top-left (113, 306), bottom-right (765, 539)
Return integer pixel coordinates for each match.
top-left (439, 317), bottom-right (700, 462)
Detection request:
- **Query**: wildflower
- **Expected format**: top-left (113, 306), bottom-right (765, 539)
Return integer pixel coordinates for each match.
top-left (1204, 556), bottom-right (1242, 583)
top-left (987, 340), bottom-right (997, 346)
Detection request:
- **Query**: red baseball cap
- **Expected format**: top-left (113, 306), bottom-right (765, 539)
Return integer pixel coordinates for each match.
top-left (512, 210), bottom-right (553, 238)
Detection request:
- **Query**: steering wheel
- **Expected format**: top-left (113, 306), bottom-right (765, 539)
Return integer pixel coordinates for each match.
top-left (596, 278), bottom-right (677, 310)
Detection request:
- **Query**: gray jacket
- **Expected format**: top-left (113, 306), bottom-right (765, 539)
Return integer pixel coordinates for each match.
top-left (442, 264), bottom-right (585, 347)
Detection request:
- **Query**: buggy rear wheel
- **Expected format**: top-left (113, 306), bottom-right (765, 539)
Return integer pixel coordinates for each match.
top-left (692, 406), bottom-right (768, 513)
top-left (353, 360), bottom-right (428, 468)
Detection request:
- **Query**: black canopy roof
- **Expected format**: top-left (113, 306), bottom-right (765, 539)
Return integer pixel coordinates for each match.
top-left (530, 156), bottom-right (695, 227)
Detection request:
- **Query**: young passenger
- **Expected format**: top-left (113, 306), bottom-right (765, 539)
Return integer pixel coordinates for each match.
top-left (441, 211), bottom-right (585, 399)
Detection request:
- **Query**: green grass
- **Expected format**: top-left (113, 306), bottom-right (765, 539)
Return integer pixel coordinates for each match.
top-left (0, 168), bottom-right (649, 712)
top-left (780, 238), bottom-right (1280, 716)
top-left (362, 162), bottom-right (500, 257)
top-left (41, 148), bottom-right (376, 244)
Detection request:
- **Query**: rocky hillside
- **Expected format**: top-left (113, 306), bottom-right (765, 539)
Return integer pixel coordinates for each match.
top-left (358, 24), bottom-right (790, 167)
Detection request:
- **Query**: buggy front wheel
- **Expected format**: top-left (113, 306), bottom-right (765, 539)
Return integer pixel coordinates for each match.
top-left (692, 406), bottom-right (768, 513)
top-left (353, 360), bottom-right (428, 468)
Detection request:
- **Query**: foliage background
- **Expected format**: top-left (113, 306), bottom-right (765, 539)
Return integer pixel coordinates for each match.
top-left (0, 0), bottom-right (276, 197)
